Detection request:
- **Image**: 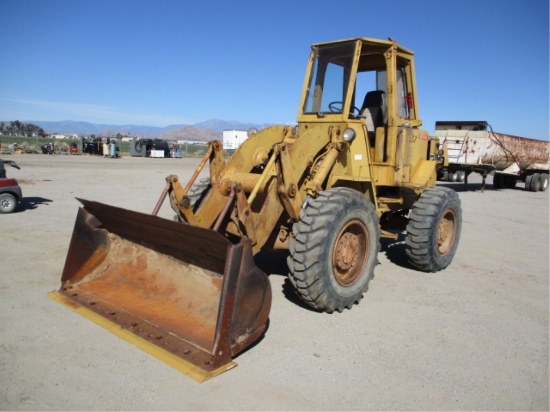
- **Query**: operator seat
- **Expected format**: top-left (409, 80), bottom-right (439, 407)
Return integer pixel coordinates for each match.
top-left (360, 90), bottom-right (387, 134)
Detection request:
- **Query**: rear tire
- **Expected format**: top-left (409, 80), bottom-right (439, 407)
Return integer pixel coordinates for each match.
top-left (0, 193), bottom-right (17, 213)
top-left (540, 174), bottom-right (548, 192)
top-left (288, 187), bottom-right (380, 313)
top-left (525, 175), bottom-right (533, 191)
top-left (530, 173), bottom-right (541, 192)
top-left (406, 187), bottom-right (462, 272)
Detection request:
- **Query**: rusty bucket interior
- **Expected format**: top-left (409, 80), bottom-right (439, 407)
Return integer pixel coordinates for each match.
top-left (49, 198), bottom-right (271, 382)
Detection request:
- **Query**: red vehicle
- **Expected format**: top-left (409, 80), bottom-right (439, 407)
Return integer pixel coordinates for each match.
top-left (0, 159), bottom-right (23, 213)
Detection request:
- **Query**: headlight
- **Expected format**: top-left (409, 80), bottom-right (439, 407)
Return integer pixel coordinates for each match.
top-left (343, 128), bottom-right (356, 142)
top-left (247, 128), bottom-right (258, 138)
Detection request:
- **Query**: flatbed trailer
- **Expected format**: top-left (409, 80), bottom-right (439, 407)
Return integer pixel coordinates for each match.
top-left (435, 121), bottom-right (549, 192)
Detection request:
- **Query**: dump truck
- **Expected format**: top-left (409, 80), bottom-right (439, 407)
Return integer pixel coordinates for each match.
top-left (435, 121), bottom-right (550, 191)
top-left (49, 37), bottom-right (462, 382)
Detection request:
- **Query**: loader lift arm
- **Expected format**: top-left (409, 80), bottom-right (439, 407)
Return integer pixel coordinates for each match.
top-left (161, 125), bottom-right (347, 253)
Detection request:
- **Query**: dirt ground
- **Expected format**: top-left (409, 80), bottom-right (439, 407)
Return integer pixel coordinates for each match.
top-left (1, 154), bottom-right (548, 411)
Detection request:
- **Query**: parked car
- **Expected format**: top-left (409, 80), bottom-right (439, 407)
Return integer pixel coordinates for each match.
top-left (0, 159), bottom-right (23, 213)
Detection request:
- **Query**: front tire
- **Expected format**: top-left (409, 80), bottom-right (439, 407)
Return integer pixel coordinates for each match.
top-left (288, 187), bottom-right (380, 313)
top-left (406, 187), bottom-right (462, 272)
top-left (0, 193), bottom-right (17, 213)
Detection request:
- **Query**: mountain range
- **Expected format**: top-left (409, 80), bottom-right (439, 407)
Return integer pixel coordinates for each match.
top-left (27, 119), bottom-right (274, 141)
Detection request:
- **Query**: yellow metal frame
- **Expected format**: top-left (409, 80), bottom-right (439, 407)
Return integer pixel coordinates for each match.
top-left (49, 37), bottom-right (448, 384)
top-left (47, 291), bottom-right (236, 383)
top-left (163, 37), bottom-right (443, 246)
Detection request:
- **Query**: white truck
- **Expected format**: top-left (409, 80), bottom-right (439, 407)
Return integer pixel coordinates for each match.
top-left (222, 129), bottom-right (248, 150)
top-left (435, 121), bottom-right (549, 192)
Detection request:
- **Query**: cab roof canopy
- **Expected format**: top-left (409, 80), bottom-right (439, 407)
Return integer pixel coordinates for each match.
top-left (311, 37), bottom-right (414, 71)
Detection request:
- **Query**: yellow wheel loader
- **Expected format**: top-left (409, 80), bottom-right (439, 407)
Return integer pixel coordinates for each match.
top-left (49, 38), bottom-right (462, 381)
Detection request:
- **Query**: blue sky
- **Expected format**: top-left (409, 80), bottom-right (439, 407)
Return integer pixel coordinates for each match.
top-left (0, 0), bottom-right (548, 139)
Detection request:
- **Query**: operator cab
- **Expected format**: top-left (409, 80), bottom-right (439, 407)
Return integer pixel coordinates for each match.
top-left (300, 37), bottom-right (419, 132)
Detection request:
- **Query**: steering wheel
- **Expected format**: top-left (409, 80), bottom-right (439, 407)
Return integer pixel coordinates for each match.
top-left (328, 101), bottom-right (343, 112)
top-left (328, 101), bottom-right (361, 115)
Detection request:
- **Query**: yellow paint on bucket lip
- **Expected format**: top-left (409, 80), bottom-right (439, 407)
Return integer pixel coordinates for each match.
top-left (47, 290), bottom-right (237, 383)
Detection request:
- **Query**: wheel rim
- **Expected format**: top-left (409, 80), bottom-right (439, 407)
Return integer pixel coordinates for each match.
top-left (437, 209), bottom-right (457, 256)
top-left (1, 198), bottom-right (11, 210)
top-left (332, 220), bottom-right (369, 286)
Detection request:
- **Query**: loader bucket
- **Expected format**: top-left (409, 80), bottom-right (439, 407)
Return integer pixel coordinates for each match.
top-left (48, 198), bottom-right (271, 382)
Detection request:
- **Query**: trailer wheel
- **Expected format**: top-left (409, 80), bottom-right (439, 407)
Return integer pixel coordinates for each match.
top-left (288, 187), bottom-right (380, 313)
top-left (405, 187), bottom-right (462, 272)
top-left (525, 175), bottom-right (533, 191)
top-left (0, 193), bottom-right (17, 213)
top-left (530, 173), bottom-right (542, 192)
top-left (539, 174), bottom-right (548, 192)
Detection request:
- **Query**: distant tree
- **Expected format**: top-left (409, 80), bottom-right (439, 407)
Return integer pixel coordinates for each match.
top-left (24, 123), bottom-right (33, 136)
